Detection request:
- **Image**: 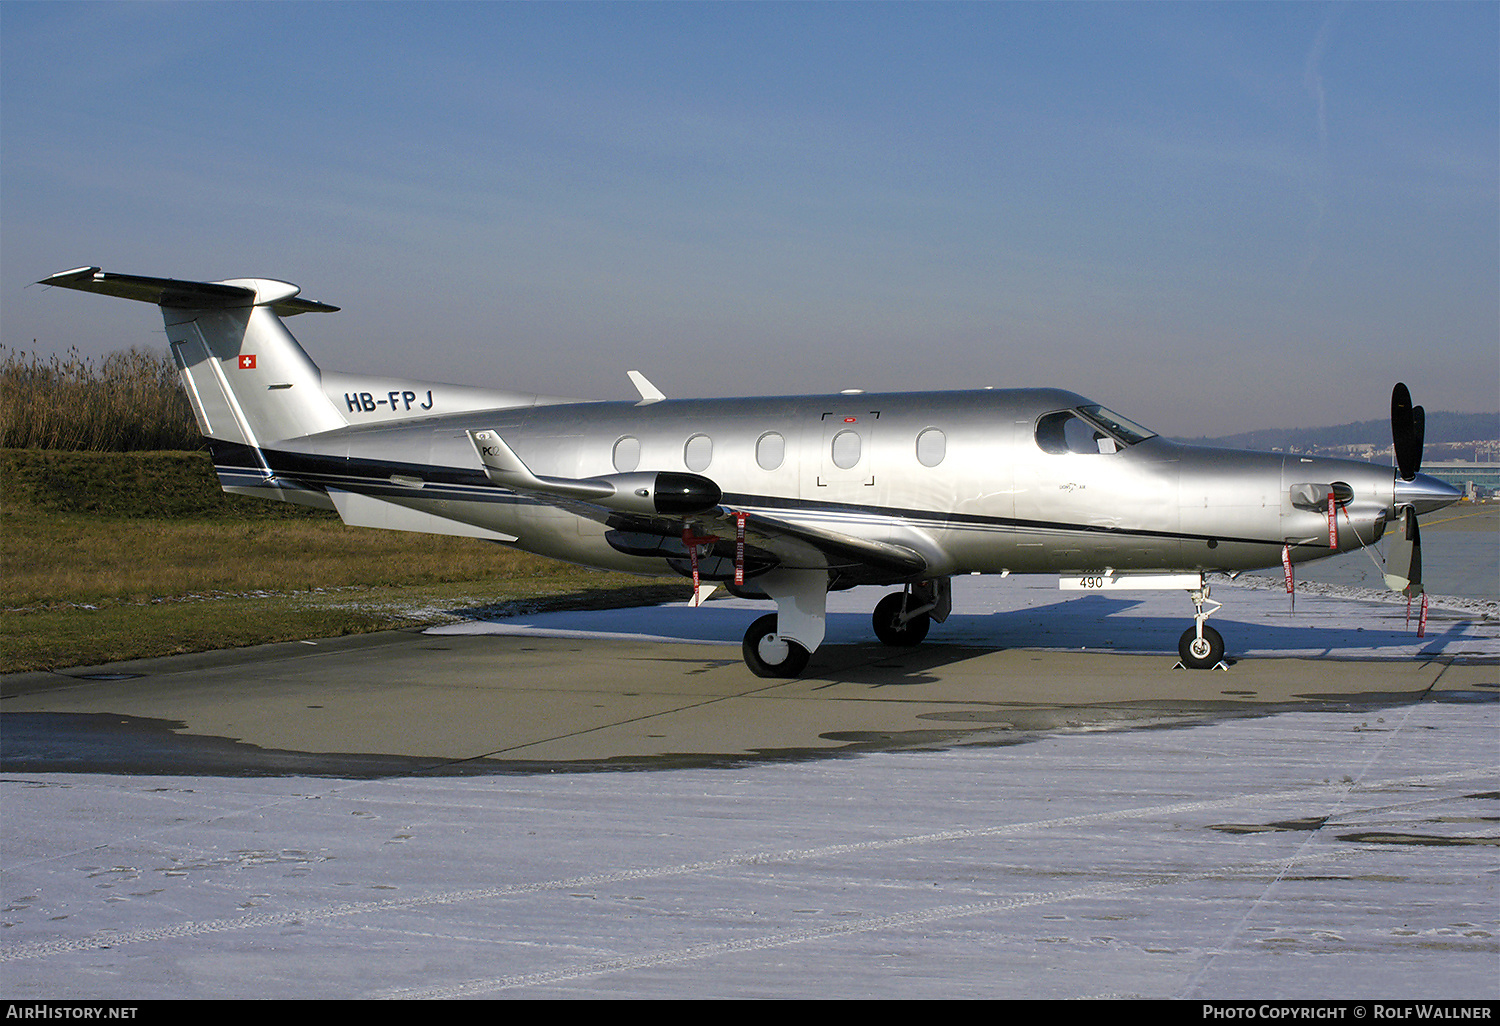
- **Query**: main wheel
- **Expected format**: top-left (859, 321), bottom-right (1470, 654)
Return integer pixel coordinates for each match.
top-left (742, 613), bottom-right (811, 678)
top-left (872, 593), bottom-right (930, 647)
top-left (1178, 624), bottom-right (1225, 669)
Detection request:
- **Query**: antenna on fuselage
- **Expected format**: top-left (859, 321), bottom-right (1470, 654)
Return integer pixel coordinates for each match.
top-left (627, 371), bottom-right (666, 405)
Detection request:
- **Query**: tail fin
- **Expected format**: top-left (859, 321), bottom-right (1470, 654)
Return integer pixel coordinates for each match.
top-left (37, 267), bottom-right (347, 446)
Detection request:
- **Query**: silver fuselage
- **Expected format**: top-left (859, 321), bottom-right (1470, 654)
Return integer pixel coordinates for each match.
top-left (259, 386), bottom-right (1403, 586)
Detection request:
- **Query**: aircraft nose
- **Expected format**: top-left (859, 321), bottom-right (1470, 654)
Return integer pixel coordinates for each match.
top-left (1393, 472), bottom-right (1462, 515)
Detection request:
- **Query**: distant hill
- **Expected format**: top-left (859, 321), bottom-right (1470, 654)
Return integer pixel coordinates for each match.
top-left (1178, 412), bottom-right (1499, 452)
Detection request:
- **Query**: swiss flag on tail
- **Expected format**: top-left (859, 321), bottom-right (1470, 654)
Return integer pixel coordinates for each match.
top-left (238, 354), bottom-right (256, 369)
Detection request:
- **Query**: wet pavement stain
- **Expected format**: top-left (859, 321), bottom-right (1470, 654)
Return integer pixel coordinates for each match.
top-left (1208, 816), bottom-right (1330, 835)
top-left (1337, 831), bottom-right (1500, 847)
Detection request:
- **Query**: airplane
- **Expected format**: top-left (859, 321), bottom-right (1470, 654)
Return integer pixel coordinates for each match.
top-left (37, 266), bottom-right (1462, 676)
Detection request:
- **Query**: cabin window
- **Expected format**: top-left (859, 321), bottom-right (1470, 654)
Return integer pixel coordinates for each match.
top-left (831, 429), bottom-right (861, 469)
top-left (756, 431), bottom-right (785, 471)
top-left (684, 433), bottom-right (713, 472)
top-left (613, 436), bottom-right (641, 473)
top-left (916, 428), bottom-right (946, 467)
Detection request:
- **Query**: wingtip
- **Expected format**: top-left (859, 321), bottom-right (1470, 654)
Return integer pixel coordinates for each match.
top-left (37, 266), bottom-right (101, 286)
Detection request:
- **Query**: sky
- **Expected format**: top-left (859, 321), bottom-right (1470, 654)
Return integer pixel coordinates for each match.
top-left (2, 1), bottom-right (1496, 437)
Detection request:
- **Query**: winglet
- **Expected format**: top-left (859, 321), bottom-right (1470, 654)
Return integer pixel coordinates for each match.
top-left (467, 429), bottom-right (539, 488)
top-left (467, 429), bottom-right (616, 502)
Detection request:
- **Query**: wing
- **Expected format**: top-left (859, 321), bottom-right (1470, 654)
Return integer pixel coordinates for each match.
top-left (467, 429), bottom-right (927, 582)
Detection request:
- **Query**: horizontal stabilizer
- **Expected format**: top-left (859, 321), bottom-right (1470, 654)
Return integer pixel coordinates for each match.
top-left (37, 267), bottom-right (339, 316)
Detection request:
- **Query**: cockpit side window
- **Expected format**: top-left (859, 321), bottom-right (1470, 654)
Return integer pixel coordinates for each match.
top-left (1035, 411), bottom-right (1067, 454)
top-left (1036, 411), bottom-right (1098, 454)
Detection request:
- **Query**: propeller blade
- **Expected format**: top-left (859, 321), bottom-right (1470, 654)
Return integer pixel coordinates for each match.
top-left (1383, 506), bottom-right (1423, 596)
top-left (1391, 382), bottom-right (1424, 481)
top-left (1392, 381), bottom-right (1412, 423)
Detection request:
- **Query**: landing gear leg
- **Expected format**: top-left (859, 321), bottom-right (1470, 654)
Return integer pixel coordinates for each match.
top-left (1177, 581), bottom-right (1226, 670)
top-left (741, 568), bottom-right (828, 678)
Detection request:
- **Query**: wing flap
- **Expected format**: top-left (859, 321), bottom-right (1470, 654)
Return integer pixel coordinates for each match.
top-left (702, 507), bottom-right (928, 577)
top-left (327, 488), bottom-right (519, 542)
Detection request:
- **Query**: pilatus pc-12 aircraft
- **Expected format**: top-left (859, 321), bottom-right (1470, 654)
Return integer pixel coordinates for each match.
top-left (39, 267), bottom-right (1461, 676)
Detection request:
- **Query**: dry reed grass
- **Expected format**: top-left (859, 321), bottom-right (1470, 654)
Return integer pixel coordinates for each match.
top-left (0, 344), bottom-right (201, 451)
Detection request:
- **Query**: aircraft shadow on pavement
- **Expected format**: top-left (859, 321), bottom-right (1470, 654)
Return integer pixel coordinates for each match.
top-left (456, 591), bottom-right (1464, 684)
top-left (806, 595), bottom-right (1461, 684)
top-left (938, 593), bottom-right (1462, 659)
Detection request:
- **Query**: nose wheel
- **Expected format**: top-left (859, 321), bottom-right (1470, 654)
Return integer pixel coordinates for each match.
top-left (1177, 581), bottom-right (1227, 669)
top-left (1178, 624), bottom-right (1225, 669)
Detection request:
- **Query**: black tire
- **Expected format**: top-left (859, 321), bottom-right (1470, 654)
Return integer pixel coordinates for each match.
top-left (742, 613), bottom-right (811, 678)
top-left (872, 593), bottom-right (930, 647)
top-left (1178, 625), bottom-right (1225, 669)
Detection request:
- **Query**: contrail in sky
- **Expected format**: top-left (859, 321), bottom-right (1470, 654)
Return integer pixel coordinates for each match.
top-left (1295, 6), bottom-right (1342, 293)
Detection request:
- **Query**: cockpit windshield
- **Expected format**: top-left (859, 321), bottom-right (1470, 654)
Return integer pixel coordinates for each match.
top-left (1076, 405), bottom-right (1156, 445)
top-left (1035, 405), bottom-right (1157, 455)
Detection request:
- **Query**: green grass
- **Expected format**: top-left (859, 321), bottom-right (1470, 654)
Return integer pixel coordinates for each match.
top-left (0, 582), bottom-right (685, 673)
top-left (1, 449), bottom-right (685, 672)
top-left (0, 448), bottom-right (327, 519)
